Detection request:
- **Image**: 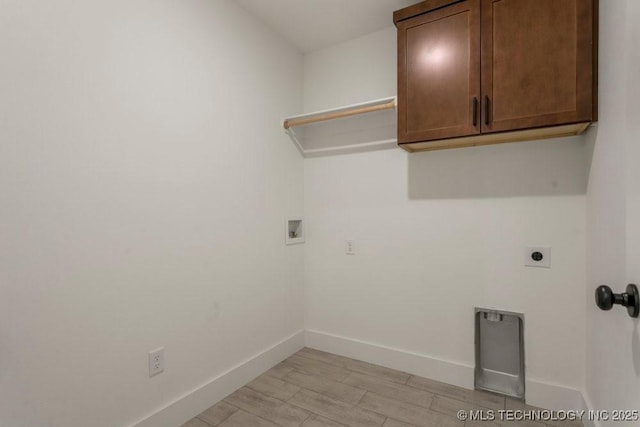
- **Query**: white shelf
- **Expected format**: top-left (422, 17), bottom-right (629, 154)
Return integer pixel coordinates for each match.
top-left (283, 97), bottom-right (397, 157)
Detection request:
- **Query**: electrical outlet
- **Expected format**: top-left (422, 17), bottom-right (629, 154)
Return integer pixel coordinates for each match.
top-left (525, 247), bottom-right (551, 268)
top-left (149, 347), bottom-right (164, 377)
top-left (345, 239), bottom-right (355, 255)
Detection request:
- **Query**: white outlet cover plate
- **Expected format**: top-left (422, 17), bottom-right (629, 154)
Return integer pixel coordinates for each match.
top-left (149, 347), bottom-right (165, 377)
top-left (345, 239), bottom-right (355, 255)
top-left (525, 247), bottom-right (550, 268)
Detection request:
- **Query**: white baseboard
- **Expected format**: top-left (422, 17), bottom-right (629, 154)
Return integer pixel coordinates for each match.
top-left (305, 329), bottom-right (590, 415)
top-left (526, 385), bottom-right (598, 427)
top-left (305, 329), bottom-right (474, 389)
top-left (580, 392), bottom-right (600, 427)
top-left (130, 330), bottom-right (305, 427)
top-left (525, 379), bottom-right (586, 411)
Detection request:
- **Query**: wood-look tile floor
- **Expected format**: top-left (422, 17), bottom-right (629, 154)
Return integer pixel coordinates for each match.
top-left (182, 348), bottom-right (583, 427)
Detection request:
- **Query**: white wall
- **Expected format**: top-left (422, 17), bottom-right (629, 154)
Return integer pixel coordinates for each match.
top-left (303, 28), bottom-right (588, 398)
top-left (303, 27), bottom-right (397, 111)
top-left (585, 0), bottom-right (640, 420)
top-left (0, 1), bottom-right (304, 426)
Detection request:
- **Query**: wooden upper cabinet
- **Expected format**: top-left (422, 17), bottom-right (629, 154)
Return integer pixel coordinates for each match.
top-left (481, 0), bottom-right (596, 133)
top-left (396, 0), bottom-right (480, 143)
top-left (394, 0), bottom-right (597, 151)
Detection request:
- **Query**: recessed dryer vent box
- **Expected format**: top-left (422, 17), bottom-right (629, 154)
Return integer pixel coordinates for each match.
top-left (475, 308), bottom-right (525, 400)
top-left (286, 218), bottom-right (304, 245)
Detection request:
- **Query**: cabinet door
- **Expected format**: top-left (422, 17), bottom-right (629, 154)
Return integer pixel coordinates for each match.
top-left (397, 0), bottom-right (481, 144)
top-left (481, 0), bottom-right (595, 133)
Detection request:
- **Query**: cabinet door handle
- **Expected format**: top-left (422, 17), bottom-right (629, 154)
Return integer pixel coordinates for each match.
top-left (472, 97), bottom-right (478, 127)
top-left (484, 96), bottom-right (490, 126)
